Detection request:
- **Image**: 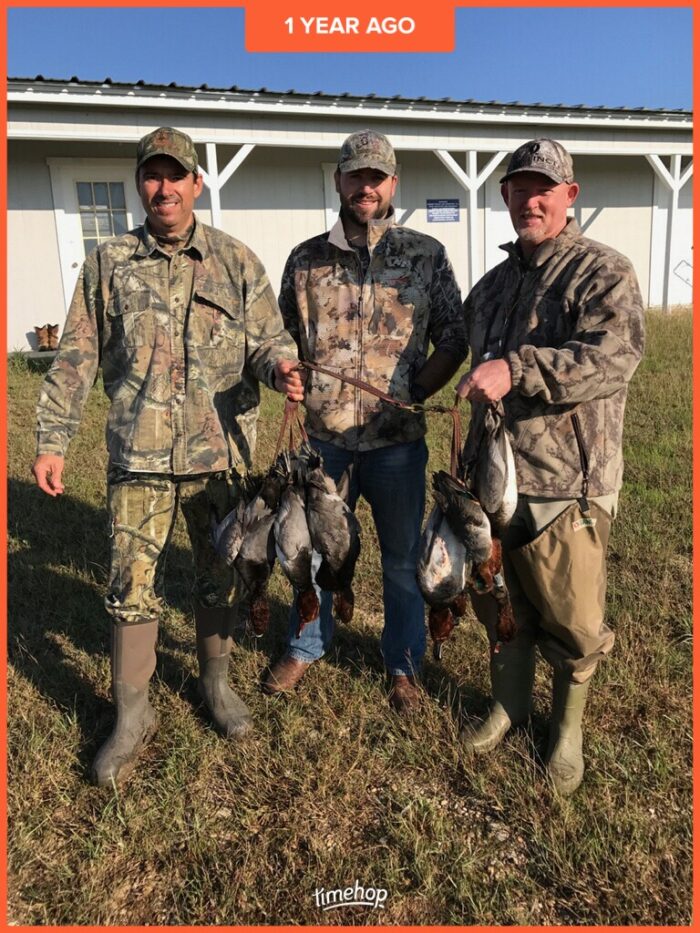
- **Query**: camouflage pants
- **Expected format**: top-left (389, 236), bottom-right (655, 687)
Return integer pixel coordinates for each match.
top-left (471, 494), bottom-right (617, 684)
top-left (105, 467), bottom-right (241, 626)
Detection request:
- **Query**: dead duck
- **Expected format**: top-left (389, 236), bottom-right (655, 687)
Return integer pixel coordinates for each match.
top-left (273, 450), bottom-right (320, 636)
top-left (431, 471), bottom-right (492, 568)
top-left (468, 402), bottom-right (518, 536)
top-left (304, 451), bottom-right (361, 624)
top-left (210, 499), bottom-right (246, 567)
top-left (416, 503), bottom-right (469, 659)
top-left (233, 467), bottom-right (285, 636)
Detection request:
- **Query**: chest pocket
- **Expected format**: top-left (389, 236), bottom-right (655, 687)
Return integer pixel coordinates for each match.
top-left (189, 286), bottom-right (244, 349)
top-left (106, 288), bottom-right (155, 348)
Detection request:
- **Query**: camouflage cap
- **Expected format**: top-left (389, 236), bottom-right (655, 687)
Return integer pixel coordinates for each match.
top-left (500, 138), bottom-right (574, 185)
top-left (338, 130), bottom-right (397, 176)
top-left (136, 126), bottom-right (199, 173)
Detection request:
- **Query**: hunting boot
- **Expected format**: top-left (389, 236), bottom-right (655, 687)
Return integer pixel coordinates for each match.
top-left (34, 324), bottom-right (50, 351)
top-left (546, 671), bottom-right (591, 795)
top-left (195, 605), bottom-right (253, 738)
top-left (92, 620), bottom-right (159, 787)
top-left (47, 324), bottom-right (60, 350)
top-left (460, 643), bottom-right (536, 754)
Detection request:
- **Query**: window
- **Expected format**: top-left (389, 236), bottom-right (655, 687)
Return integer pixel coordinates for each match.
top-left (77, 181), bottom-right (128, 254)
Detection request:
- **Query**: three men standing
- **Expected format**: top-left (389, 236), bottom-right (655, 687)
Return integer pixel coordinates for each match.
top-left (33, 126), bottom-right (643, 796)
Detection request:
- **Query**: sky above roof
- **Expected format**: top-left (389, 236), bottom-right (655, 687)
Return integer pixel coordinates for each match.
top-left (7, 7), bottom-right (692, 111)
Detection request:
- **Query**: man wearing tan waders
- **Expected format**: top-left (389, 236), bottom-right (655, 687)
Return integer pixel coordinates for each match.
top-left (456, 138), bottom-right (645, 795)
top-left (32, 127), bottom-right (303, 787)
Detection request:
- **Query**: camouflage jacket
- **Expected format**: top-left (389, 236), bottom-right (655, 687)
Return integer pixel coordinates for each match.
top-left (279, 212), bottom-right (466, 450)
top-left (36, 219), bottom-right (297, 474)
top-left (464, 219), bottom-right (645, 498)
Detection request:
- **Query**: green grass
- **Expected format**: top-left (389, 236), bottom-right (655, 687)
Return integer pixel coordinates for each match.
top-left (7, 308), bottom-right (692, 924)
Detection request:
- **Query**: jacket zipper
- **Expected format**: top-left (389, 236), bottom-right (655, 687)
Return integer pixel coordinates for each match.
top-left (570, 411), bottom-right (590, 502)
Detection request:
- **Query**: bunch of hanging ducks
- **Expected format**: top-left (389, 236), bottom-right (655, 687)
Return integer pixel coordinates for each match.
top-left (417, 401), bottom-right (518, 660)
top-left (210, 443), bottom-right (361, 638)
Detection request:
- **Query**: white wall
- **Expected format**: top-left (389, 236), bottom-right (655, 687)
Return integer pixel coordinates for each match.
top-left (7, 140), bottom-right (693, 351)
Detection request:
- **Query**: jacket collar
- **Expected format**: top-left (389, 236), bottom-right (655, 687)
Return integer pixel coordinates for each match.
top-left (134, 215), bottom-right (207, 260)
top-left (328, 207), bottom-right (396, 253)
top-left (500, 217), bottom-right (581, 269)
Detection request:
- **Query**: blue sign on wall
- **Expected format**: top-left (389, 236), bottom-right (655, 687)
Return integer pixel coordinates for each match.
top-left (427, 199), bottom-right (460, 222)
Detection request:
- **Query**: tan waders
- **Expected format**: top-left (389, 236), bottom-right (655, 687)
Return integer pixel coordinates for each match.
top-left (194, 605), bottom-right (253, 738)
top-left (460, 643), bottom-right (536, 753)
top-left (545, 671), bottom-right (591, 796)
top-left (92, 621), bottom-right (158, 787)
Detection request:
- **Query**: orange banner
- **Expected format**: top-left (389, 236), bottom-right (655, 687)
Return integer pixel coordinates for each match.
top-left (246, 0), bottom-right (455, 52)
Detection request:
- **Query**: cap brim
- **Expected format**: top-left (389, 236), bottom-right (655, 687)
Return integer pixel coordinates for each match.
top-left (499, 166), bottom-right (569, 185)
top-left (339, 158), bottom-right (396, 175)
top-left (137, 150), bottom-right (197, 172)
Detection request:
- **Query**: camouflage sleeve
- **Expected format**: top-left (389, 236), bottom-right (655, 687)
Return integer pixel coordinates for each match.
top-left (242, 247), bottom-right (299, 388)
top-left (427, 246), bottom-right (468, 360)
top-left (35, 253), bottom-right (102, 456)
top-left (462, 291), bottom-right (476, 366)
top-left (277, 250), bottom-right (304, 356)
top-left (507, 257), bottom-right (645, 404)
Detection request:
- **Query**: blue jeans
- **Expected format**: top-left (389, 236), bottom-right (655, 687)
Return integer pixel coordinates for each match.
top-left (287, 437), bottom-right (428, 676)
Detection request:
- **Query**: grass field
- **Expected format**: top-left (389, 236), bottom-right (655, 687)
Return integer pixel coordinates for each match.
top-left (7, 308), bottom-right (692, 925)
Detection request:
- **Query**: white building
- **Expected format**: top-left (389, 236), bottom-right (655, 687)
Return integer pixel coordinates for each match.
top-left (7, 76), bottom-right (693, 352)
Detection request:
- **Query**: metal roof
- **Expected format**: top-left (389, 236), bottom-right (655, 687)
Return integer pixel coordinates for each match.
top-left (9, 75), bottom-right (691, 117)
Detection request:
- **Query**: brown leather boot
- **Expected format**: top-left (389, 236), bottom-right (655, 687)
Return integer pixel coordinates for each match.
top-left (34, 324), bottom-right (49, 351)
top-left (47, 324), bottom-right (60, 351)
top-left (194, 605), bottom-right (253, 738)
top-left (388, 674), bottom-right (422, 715)
top-left (263, 654), bottom-right (311, 695)
top-left (92, 620), bottom-right (159, 787)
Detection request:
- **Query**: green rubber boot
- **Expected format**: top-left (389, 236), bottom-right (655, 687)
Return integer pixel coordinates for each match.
top-left (461, 643), bottom-right (536, 754)
top-left (195, 606), bottom-right (253, 738)
top-left (92, 621), bottom-right (158, 787)
top-left (546, 672), bottom-right (591, 796)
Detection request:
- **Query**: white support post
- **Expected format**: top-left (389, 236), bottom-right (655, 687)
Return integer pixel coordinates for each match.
top-left (646, 153), bottom-right (693, 312)
top-left (434, 149), bottom-right (506, 291)
top-left (203, 142), bottom-right (222, 228)
top-left (201, 143), bottom-right (257, 230)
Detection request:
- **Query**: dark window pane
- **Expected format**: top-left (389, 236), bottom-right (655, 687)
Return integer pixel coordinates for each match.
top-left (77, 182), bottom-right (93, 207)
top-left (93, 183), bottom-right (109, 208)
top-left (113, 211), bottom-right (128, 235)
top-left (109, 183), bottom-right (126, 209)
top-left (84, 238), bottom-right (98, 255)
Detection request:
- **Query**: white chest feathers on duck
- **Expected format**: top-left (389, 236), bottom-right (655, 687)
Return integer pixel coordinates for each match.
top-left (417, 503), bottom-right (468, 608)
top-left (471, 402), bottom-right (518, 534)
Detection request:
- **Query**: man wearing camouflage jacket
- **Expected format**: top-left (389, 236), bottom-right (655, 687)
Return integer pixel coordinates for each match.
top-left (457, 138), bottom-right (645, 794)
top-left (32, 127), bottom-right (303, 786)
top-left (263, 130), bottom-right (467, 713)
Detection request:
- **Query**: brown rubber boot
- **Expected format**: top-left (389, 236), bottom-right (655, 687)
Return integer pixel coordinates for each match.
top-left (388, 674), bottom-right (422, 715)
top-left (92, 621), bottom-right (158, 787)
top-left (460, 643), bottom-right (536, 754)
top-left (262, 654), bottom-right (311, 694)
top-left (194, 605), bottom-right (253, 738)
top-left (34, 324), bottom-right (50, 351)
top-left (47, 324), bottom-right (60, 351)
top-left (546, 671), bottom-right (591, 796)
